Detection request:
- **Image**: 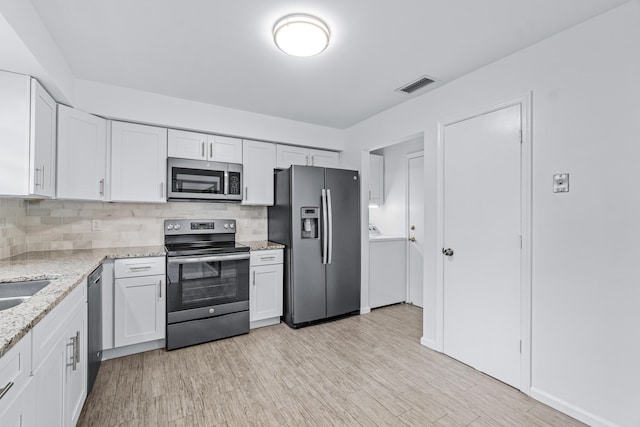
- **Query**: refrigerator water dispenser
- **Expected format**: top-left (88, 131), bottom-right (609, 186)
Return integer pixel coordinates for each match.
top-left (301, 207), bottom-right (319, 239)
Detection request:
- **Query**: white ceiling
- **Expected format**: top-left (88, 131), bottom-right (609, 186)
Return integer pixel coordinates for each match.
top-left (30, 0), bottom-right (628, 129)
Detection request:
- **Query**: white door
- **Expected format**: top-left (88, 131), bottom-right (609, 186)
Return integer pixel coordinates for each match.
top-left (408, 155), bottom-right (424, 307)
top-left (309, 149), bottom-right (339, 168)
top-left (64, 306), bottom-right (87, 427)
top-left (114, 276), bottom-right (165, 347)
top-left (276, 144), bottom-right (308, 168)
top-left (242, 140), bottom-right (275, 205)
top-left (167, 129), bottom-right (206, 160)
top-left (209, 135), bottom-right (242, 163)
top-left (57, 105), bottom-right (107, 200)
top-left (250, 264), bottom-right (284, 322)
top-left (30, 79), bottom-right (57, 198)
top-left (443, 104), bottom-right (522, 388)
top-left (110, 121), bottom-right (167, 202)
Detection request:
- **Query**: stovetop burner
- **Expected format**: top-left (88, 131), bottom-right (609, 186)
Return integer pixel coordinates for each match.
top-left (164, 219), bottom-right (247, 257)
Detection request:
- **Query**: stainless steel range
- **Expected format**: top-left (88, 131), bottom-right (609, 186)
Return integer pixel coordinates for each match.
top-left (164, 219), bottom-right (250, 350)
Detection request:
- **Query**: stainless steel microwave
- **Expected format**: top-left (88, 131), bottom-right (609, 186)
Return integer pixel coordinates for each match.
top-left (167, 158), bottom-right (242, 201)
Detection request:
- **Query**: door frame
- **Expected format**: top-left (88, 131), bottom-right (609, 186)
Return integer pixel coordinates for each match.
top-left (405, 151), bottom-right (424, 305)
top-left (435, 93), bottom-right (532, 394)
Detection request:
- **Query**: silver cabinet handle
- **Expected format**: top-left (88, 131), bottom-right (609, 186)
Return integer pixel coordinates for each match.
top-left (201, 141), bottom-right (205, 158)
top-left (210, 142), bottom-right (213, 159)
top-left (0, 382), bottom-right (14, 400)
top-left (34, 167), bottom-right (41, 188)
top-left (369, 190), bottom-right (372, 200)
top-left (327, 188), bottom-right (333, 264)
top-left (306, 155), bottom-right (309, 166)
top-left (159, 279), bottom-right (162, 298)
top-left (75, 331), bottom-right (80, 367)
top-left (311, 156), bottom-right (315, 166)
top-left (321, 189), bottom-right (328, 264)
top-left (42, 164), bottom-right (45, 189)
top-left (128, 265), bottom-right (152, 270)
top-left (253, 270), bottom-right (256, 286)
top-left (99, 178), bottom-right (105, 196)
top-left (260, 256), bottom-right (276, 261)
top-left (244, 186), bottom-right (248, 200)
top-left (160, 182), bottom-right (164, 199)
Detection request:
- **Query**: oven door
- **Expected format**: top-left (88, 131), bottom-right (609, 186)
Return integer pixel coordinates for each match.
top-left (167, 158), bottom-right (229, 200)
top-left (166, 253), bottom-right (250, 323)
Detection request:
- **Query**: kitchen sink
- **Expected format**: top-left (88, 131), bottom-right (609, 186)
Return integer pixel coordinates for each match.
top-left (0, 279), bottom-right (51, 311)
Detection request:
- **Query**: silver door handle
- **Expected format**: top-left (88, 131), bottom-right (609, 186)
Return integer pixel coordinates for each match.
top-left (34, 167), bottom-right (41, 188)
top-left (327, 189), bottom-right (333, 264)
top-left (321, 189), bottom-right (328, 264)
top-left (201, 141), bottom-right (205, 158)
top-left (244, 186), bottom-right (248, 200)
top-left (311, 156), bottom-right (315, 166)
top-left (99, 178), bottom-right (105, 196)
top-left (253, 270), bottom-right (256, 286)
top-left (224, 171), bottom-right (229, 195)
top-left (306, 155), bottom-right (309, 166)
top-left (210, 142), bottom-right (213, 159)
top-left (168, 253), bottom-right (251, 264)
top-left (442, 248), bottom-right (454, 256)
top-left (159, 280), bottom-right (162, 298)
top-left (0, 382), bottom-right (14, 400)
top-left (127, 265), bottom-right (152, 270)
top-left (260, 256), bottom-right (276, 261)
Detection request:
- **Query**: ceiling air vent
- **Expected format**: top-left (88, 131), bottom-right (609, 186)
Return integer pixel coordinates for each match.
top-left (396, 75), bottom-right (435, 94)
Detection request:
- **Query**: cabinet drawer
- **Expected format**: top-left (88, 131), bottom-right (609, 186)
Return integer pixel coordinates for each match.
top-left (32, 282), bottom-right (86, 370)
top-left (0, 333), bottom-right (31, 414)
top-left (250, 249), bottom-right (283, 266)
top-left (115, 256), bottom-right (165, 278)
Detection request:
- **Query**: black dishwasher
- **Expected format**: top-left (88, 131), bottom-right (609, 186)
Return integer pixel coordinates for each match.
top-left (87, 265), bottom-right (103, 395)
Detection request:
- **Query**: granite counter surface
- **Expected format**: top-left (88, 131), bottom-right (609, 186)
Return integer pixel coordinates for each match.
top-left (241, 241), bottom-right (285, 251)
top-left (0, 246), bottom-right (165, 358)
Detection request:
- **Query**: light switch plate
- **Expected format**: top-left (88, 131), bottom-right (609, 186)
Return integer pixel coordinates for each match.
top-left (91, 219), bottom-right (102, 231)
top-left (553, 173), bottom-right (569, 193)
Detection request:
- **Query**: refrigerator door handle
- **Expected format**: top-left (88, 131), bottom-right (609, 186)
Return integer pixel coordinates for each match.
top-left (327, 188), bottom-right (333, 264)
top-left (321, 189), bottom-right (328, 264)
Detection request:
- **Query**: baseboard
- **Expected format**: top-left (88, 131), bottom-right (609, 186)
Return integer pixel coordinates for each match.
top-left (250, 317), bottom-right (280, 329)
top-left (102, 339), bottom-right (166, 360)
top-left (530, 387), bottom-right (620, 427)
top-left (360, 306), bottom-right (371, 314)
top-left (420, 336), bottom-right (438, 350)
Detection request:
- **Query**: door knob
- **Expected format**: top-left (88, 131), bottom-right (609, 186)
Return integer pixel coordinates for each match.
top-left (442, 248), bottom-right (454, 256)
top-left (410, 225), bottom-right (415, 230)
top-left (409, 237), bottom-right (416, 242)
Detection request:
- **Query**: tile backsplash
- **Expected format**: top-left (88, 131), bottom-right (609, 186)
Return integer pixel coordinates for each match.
top-left (0, 199), bottom-right (28, 259)
top-left (0, 198), bottom-right (267, 258)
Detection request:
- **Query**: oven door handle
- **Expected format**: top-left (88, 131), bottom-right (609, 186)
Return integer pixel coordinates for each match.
top-left (167, 253), bottom-right (251, 264)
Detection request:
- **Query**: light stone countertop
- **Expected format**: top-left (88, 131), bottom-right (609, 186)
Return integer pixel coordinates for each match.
top-left (241, 240), bottom-right (285, 251)
top-left (0, 246), bottom-right (166, 358)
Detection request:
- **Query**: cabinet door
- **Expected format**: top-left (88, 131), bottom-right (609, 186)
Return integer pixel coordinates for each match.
top-left (167, 129), bottom-right (206, 160)
top-left (242, 140), bottom-right (275, 205)
top-left (34, 343), bottom-right (65, 427)
top-left (309, 149), bottom-right (340, 168)
top-left (114, 276), bottom-right (165, 347)
top-left (209, 135), bottom-right (242, 163)
top-left (30, 79), bottom-right (57, 198)
top-left (0, 71), bottom-right (31, 196)
top-left (57, 105), bottom-right (107, 200)
top-left (276, 144), bottom-right (309, 169)
top-left (250, 264), bottom-right (283, 322)
top-left (64, 305), bottom-right (87, 427)
top-left (111, 121), bottom-right (167, 202)
top-left (0, 379), bottom-right (34, 427)
top-left (369, 154), bottom-right (384, 205)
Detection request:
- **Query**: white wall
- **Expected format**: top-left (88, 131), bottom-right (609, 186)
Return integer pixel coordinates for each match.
top-left (73, 79), bottom-right (346, 150)
top-left (369, 137), bottom-right (423, 237)
top-left (345, 2), bottom-right (640, 426)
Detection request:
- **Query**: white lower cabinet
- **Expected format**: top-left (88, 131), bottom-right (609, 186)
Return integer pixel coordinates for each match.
top-left (32, 281), bottom-right (87, 427)
top-left (114, 257), bottom-right (166, 347)
top-left (250, 249), bottom-right (283, 329)
top-left (0, 331), bottom-right (33, 427)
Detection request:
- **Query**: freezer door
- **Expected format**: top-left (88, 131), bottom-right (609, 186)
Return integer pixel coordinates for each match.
top-left (325, 168), bottom-right (361, 317)
top-left (290, 166), bottom-right (327, 324)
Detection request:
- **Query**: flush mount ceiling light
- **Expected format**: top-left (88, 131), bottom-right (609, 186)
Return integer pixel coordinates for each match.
top-left (273, 14), bottom-right (330, 57)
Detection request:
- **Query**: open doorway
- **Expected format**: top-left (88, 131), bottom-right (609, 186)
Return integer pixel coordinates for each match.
top-left (367, 136), bottom-right (424, 310)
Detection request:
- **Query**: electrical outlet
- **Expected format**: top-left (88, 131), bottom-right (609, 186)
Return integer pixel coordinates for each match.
top-left (91, 219), bottom-right (102, 231)
top-left (244, 219), bottom-right (252, 227)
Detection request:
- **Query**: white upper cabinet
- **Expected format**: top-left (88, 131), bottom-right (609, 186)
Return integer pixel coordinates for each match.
top-left (309, 149), bottom-right (340, 168)
top-left (369, 154), bottom-right (384, 206)
top-left (0, 71), bottom-right (57, 198)
top-left (57, 105), bottom-right (107, 200)
top-left (276, 144), bottom-right (340, 169)
top-left (110, 121), bottom-right (167, 203)
top-left (168, 129), bottom-right (242, 163)
top-left (242, 140), bottom-right (275, 205)
top-left (209, 135), bottom-right (242, 163)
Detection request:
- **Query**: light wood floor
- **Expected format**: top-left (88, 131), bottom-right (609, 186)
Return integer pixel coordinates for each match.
top-left (79, 304), bottom-right (584, 426)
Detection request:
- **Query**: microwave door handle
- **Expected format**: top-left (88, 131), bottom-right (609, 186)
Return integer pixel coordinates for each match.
top-left (224, 170), bottom-right (229, 196)
top-left (167, 253), bottom-right (251, 264)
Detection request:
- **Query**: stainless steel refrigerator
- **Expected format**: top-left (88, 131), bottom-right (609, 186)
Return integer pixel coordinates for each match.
top-left (268, 165), bottom-right (361, 328)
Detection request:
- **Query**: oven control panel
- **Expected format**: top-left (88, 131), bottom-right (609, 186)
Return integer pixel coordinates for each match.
top-left (164, 219), bottom-right (236, 234)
